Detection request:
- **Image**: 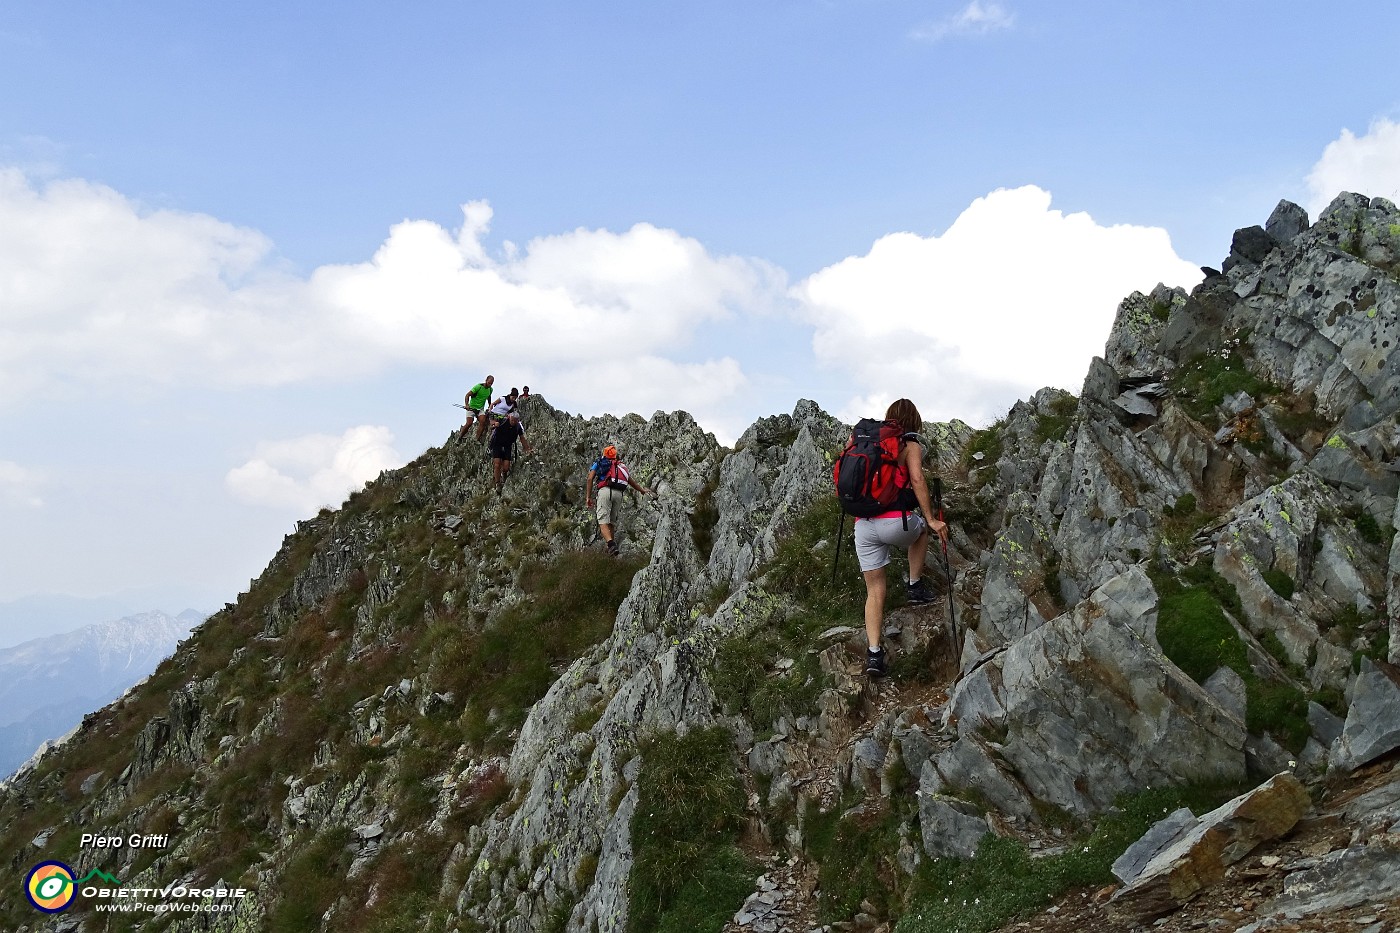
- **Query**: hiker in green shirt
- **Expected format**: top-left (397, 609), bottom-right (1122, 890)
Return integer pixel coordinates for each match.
top-left (461, 376), bottom-right (495, 440)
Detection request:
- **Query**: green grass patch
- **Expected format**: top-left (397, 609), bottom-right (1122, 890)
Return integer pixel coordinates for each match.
top-left (359, 893), bottom-right (452, 933)
top-left (1156, 588), bottom-right (1250, 683)
top-left (1170, 348), bottom-right (1276, 425)
top-left (963, 419), bottom-right (1006, 477)
top-left (1033, 394), bottom-right (1079, 446)
top-left (1245, 680), bottom-right (1310, 752)
top-left (346, 833), bottom-right (458, 933)
top-left (1352, 508), bottom-right (1392, 547)
top-left (766, 495), bottom-right (870, 616)
top-left (1177, 560), bottom-right (1242, 616)
top-left (1152, 563), bottom-right (1312, 753)
top-left (710, 628), bottom-right (822, 728)
top-left (269, 826), bottom-right (354, 933)
top-left (806, 800), bottom-right (911, 922)
top-left (629, 727), bottom-right (757, 933)
top-left (894, 782), bottom-right (1246, 933)
top-left (691, 461), bottom-right (723, 560)
top-left (1161, 494), bottom-right (1211, 554)
top-left (709, 495), bottom-right (867, 726)
top-left (446, 549), bottom-right (643, 751)
top-left (1262, 568), bottom-right (1295, 600)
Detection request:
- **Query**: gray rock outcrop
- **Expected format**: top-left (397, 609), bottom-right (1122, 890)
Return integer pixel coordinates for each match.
top-left (1110, 772), bottom-right (1312, 920)
top-left (5, 193), bottom-right (1400, 933)
top-left (946, 567), bottom-right (1246, 816)
top-left (1330, 658), bottom-right (1400, 772)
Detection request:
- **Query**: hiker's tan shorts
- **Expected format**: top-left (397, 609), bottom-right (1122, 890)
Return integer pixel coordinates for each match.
top-left (595, 486), bottom-right (627, 526)
top-left (854, 514), bottom-right (926, 572)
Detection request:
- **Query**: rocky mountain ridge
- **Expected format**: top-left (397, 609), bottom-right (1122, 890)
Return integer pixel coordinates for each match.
top-left (3, 192), bottom-right (1400, 933)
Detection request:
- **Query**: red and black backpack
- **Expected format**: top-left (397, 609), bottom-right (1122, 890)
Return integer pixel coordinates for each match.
top-left (591, 455), bottom-right (626, 490)
top-left (832, 418), bottom-right (917, 517)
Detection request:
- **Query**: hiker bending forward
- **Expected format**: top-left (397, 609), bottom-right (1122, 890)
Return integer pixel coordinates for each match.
top-left (586, 445), bottom-right (653, 556)
top-left (854, 399), bottom-right (948, 677)
top-left (490, 412), bottom-right (533, 491)
top-left (484, 390), bottom-right (520, 438)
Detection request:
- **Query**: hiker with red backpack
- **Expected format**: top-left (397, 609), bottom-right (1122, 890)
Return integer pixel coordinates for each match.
top-left (586, 444), bottom-right (654, 556)
top-left (832, 399), bottom-right (949, 678)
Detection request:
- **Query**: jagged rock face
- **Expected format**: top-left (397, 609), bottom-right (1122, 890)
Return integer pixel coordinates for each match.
top-left (0, 395), bottom-right (739, 933)
top-left (705, 400), bottom-right (849, 593)
top-left (1104, 283), bottom-right (1187, 379)
top-left (460, 400), bottom-right (863, 931)
top-left (917, 793), bottom-right (990, 860)
top-left (1330, 658), bottom-right (1400, 771)
top-left (4, 198), bottom-right (1400, 933)
top-left (1229, 195), bottom-right (1400, 422)
top-left (1211, 471), bottom-right (1381, 690)
top-left (1109, 772), bottom-right (1312, 921)
top-left (461, 496), bottom-right (716, 930)
top-left (947, 568), bottom-right (1246, 817)
top-left (965, 192), bottom-right (1396, 721)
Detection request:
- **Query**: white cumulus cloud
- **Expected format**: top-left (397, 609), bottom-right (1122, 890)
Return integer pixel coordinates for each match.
top-left (0, 460), bottom-right (43, 508)
top-left (0, 170), bottom-right (782, 424)
top-left (911, 1), bottom-right (1016, 41)
top-left (225, 426), bottom-right (405, 514)
top-left (2, 168), bottom-right (1206, 440)
top-left (1306, 118), bottom-right (1400, 216)
top-left (794, 185), bottom-right (1202, 426)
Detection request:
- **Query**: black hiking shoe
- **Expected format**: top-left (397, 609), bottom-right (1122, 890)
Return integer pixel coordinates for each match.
top-left (606, 539), bottom-right (620, 557)
top-left (865, 646), bottom-right (888, 678)
top-left (906, 579), bottom-right (936, 604)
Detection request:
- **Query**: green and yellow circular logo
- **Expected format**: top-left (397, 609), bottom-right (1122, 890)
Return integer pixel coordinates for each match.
top-left (25, 861), bottom-right (76, 913)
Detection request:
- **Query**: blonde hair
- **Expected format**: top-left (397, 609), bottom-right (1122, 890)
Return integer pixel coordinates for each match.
top-left (885, 398), bottom-right (922, 435)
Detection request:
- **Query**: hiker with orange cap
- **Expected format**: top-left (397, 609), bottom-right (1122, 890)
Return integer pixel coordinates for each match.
top-left (585, 444), bottom-right (653, 556)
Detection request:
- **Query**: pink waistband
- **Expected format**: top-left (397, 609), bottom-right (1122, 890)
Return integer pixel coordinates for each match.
top-left (859, 509), bottom-right (910, 521)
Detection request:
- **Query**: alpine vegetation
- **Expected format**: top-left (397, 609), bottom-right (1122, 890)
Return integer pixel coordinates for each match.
top-left (4, 193), bottom-right (1400, 932)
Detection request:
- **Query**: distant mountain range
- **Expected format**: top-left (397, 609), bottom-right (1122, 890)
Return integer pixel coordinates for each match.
top-left (0, 590), bottom-right (215, 649)
top-left (0, 594), bottom-right (137, 650)
top-left (0, 609), bottom-right (204, 779)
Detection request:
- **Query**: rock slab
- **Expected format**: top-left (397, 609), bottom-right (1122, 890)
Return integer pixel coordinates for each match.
top-left (1110, 772), bottom-right (1312, 921)
top-left (1331, 658), bottom-right (1400, 772)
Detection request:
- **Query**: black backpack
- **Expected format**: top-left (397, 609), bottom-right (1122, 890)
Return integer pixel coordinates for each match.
top-left (833, 418), bottom-right (916, 517)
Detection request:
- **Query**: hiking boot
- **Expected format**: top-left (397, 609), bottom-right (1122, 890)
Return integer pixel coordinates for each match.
top-left (606, 539), bottom-right (620, 557)
top-left (865, 646), bottom-right (888, 678)
top-left (906, 578), bottom-right (936, 604)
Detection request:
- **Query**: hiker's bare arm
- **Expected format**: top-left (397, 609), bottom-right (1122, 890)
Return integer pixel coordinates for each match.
top-left (904, 443), bottom-right (947, 541)
top-left (629, 476), bottom-right (652, 495)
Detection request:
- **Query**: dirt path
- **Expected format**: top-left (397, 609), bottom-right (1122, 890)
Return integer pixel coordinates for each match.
top-left (722, 594), bottom-right (1400, 933)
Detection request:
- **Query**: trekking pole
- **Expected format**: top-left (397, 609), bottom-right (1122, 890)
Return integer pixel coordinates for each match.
top-left (831, 511), bottom-right (846, 586)
top-left (932, 477), bottom-right (959, 652)
top-left (618, 487), bottom-right (628, 550)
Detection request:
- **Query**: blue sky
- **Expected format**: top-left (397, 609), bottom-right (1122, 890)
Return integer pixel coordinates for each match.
top-left (2, 1), bottom-right (1399, 624)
